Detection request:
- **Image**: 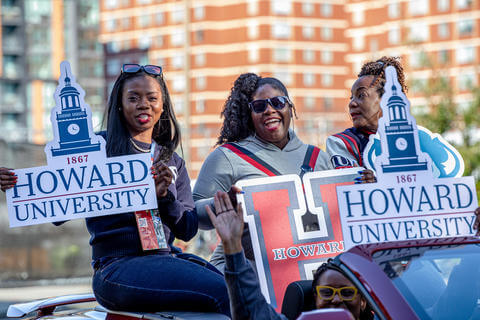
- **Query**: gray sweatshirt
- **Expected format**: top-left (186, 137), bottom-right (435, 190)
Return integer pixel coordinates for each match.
top-left (193, 130), bottom-right (332, 272)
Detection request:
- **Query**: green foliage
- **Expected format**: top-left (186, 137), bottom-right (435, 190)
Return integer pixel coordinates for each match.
top-left (411, 57), bottom-right (480, 203)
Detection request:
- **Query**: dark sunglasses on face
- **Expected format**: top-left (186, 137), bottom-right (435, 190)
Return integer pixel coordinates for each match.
top-left (315, 285), bottom-right (358, 301)
top-left (248, 96), bottom-right (291, 114)
top-left (121, 64), bottom-right (163, 76)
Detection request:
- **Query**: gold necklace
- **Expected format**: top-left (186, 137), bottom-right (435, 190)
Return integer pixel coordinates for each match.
top-left (130, 138), bottom-right (151, 153)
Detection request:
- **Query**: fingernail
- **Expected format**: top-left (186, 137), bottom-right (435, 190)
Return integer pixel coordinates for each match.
top-left (354, 177), bottom-right (362, 181)
top-left (357, 170), bottom-right (365, 174)
top-left (354, 181), bottom-right (362, 184)
top-left (239, 191), bottom-right (245, 194)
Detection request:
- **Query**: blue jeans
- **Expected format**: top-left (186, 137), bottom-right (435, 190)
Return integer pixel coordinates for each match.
top-left (92, 253), bottom-right (230, 316)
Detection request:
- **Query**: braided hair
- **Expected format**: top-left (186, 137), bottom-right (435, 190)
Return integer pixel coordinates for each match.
top-left (312, 261), bottom-right (374, 320)
top-left (358, 56), bottom-right (408, 97)
top-left (216, 73), bottom-right (297, 146)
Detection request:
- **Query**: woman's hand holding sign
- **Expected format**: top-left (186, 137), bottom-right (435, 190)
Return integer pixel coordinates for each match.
top-left (151, 162), bottom-right (173, 198)
top-left (474, 207), bottom-right (480, 236)
top-left (206, 190), bottom-right (244, 255)
top-left (0, 167), bottom-right (16, 192)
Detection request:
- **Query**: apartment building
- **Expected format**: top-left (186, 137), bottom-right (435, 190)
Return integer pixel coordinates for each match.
top-left (100, 0), bottom-right (352, 176)
top-left (0, 0), bottom-right (105, 145)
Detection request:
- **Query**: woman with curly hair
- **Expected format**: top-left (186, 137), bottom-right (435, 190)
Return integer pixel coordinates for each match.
top-left (193, 73), bottom-right (332, 273)
top-left (326, 56), bottom-right (408, 178)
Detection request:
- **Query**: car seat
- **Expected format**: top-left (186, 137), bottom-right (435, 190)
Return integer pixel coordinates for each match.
top-left (281, 280), bottom-right (315, 320)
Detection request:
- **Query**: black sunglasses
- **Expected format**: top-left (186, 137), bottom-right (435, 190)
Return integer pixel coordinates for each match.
top-left (121, 64), bottom-right (162, 76)
top-left (248, 96), bottom-right (291, 114)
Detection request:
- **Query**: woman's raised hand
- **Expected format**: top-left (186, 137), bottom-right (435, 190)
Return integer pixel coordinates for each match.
top-left (0, 167), bottom-right (16, 192)
top-left (151, 162), bottom-right (173, 198)
top-left (206, 191), bottom-right (244, 254)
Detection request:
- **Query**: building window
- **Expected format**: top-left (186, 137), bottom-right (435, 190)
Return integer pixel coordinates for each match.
top-left (155, 12), bottom-right (164, 25)
top-left (304, 96), bottom-right (315, 109)
top-left (248, 45), bottom-right (259, 62)
top-left (352, 10), bottom-right (364, 25)
top-left (438, 50), bottom-right (449, 64)
top-left (196, 30), bottom-right (204, 42)
top-left (195, 53), bottom-right (206, 66)
top-left (409, 22), bottom-right (429, 42)
top-left (437, 0), bottom-right (449, 11)
top-left (196, 76), bottom-right (206, 90)
top-left (194, 5), bottom-right (205, 20)
top-left (138, 14), bottom-right (151, 28)
top-left (104, 0), bottom-right (118, 9)
top-left (302, 26), bottom-right (314, 39)
top-left (273, 70), bottom-right (292, 85)
top-left (138, 36), bottom-right (151, 49)
top-left (171, 29), bottom-right (185, 46)
top-left (456, 0), bottom-right (473, 9)
top-left (322, 73), bottom-right (333, 87)
top-left (389, 27), bottom-right (400, 44)
top-left (106, 59), bottom-right (120, 77)
top-left (409, 0), bottom-right (429, 16)
top-left (303, 73), bottom-right (315, 86)
top-left (171, 8), bottom-right (184, 23)
top-left (321, 3), bottom-right (332, 17)
top-left (323, 97), bottom-right (333, 110)
top-left (247, 0), bottom-right (259, 15)
top-left (248, 21), bottom-right (259, 39)
top-left (122, 17), bottom-right (131, 29)
top-left (456, 46), bottom-right (475, 64)
top-left (173, 97), bottom-right (184, 114)
top-left (172, 76), bottom-right (186, 92)
top-left (303, 49), bottom-right (315, 63)
top-left (195, 99), bottom-right (205, 113)
top-left (271, 0), bottom-right (291, 15)
top-left (273, 47), bottom-right (291, 62)
top-left (136, 0), bottom-right (152, 4)
top-left (353, 36), bottom-right (365, 50)
top-left (105, 41), bottom-right (120, 53)
top-left (321, 27), bottom-right (333, 40)
top-left (153, 35), bottom-right (163, 47)
top-left (437, 23), bottom-right (449, 38)
top-left (409, 51), bottom-right (428, 68)
top-left (105, 19), bottom-right (116, 32)
top-left (172, 55), bottom-right (184, 69)
top-left (388, 2), bottom-right (400, 18)
top-left (272, 22), bottom-right (290, 39)
top-left (458, 20), bottom-right (473, 36)
top-left (458, 73), bottom-right (476, 90)
top-left (321, 50), bottom-right (333, 64)
top-left (302, 2), bottom-right (314, 16)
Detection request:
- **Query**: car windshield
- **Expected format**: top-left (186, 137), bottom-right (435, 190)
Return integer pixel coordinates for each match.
top-left (372, 243), bottom-right (480, 320)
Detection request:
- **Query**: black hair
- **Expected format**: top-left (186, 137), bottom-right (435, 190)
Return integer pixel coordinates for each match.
top-left (105, 70), bottom-right (181, 161)
top-left (216, 73), bottom-right (297, 146)
top-left (312, 261), bottom-right (374, 320)
top-left (358, 56), bottom-right (408, 98)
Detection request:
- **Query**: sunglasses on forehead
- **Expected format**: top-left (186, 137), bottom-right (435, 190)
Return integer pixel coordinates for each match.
top-left (121, 64), bottom-right (163, 76)
top-left (248, 96), bottom-right (291, 114)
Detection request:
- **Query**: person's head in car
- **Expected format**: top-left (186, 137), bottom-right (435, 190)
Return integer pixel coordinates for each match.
top-left (313, 262), bottom-right (372, 320)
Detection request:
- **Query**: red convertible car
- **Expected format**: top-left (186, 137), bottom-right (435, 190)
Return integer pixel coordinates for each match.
top-left (7, 236), bottom-right (480, 320)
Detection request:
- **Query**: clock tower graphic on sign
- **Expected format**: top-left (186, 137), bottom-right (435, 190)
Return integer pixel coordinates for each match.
top-left (380, 72), bottom-right (428, 173)
top-left (50, 64), bottom-right (101, 157)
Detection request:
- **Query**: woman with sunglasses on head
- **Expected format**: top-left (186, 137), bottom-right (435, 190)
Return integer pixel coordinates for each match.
top-left (193, 73), bottom-right (332, 273)
top-left (326, 56), bottom-right (408, 183)
top-left (0, 64), bottom-right (230, 316)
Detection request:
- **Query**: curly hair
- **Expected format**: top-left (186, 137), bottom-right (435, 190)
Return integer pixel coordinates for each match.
top-left (216, 73), bottom-right (297, 146)
top-left (312, 261), bottom-right (374, 320)
top-left (358, 56), bottom-right (408, 97)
